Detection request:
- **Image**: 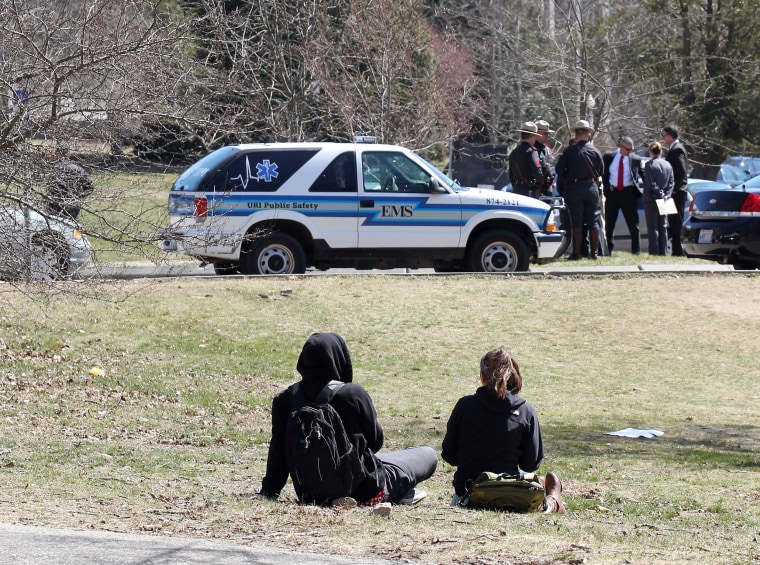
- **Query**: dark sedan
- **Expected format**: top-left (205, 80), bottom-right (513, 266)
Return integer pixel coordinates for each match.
top-left (682, 179), bottom-right (760, 270)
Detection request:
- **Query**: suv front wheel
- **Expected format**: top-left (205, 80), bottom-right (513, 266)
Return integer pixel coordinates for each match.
top-left (241, 232), bottom-right (307, 275)
top-left (467, 230), bottom-right (529, 273)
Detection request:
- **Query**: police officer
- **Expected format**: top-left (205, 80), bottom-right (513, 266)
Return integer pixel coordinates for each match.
top-left (555, 120), bottom-right (604, 260)
top-left (508, 122), bottom-right (543, 198)
top-left (534, 120), bottom-right (555, 198)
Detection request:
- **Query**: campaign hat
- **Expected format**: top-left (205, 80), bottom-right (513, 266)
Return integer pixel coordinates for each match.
top-left (517, 121), bottom-right (538, 134)
top-left (573, 119), bottom-right (595, 135)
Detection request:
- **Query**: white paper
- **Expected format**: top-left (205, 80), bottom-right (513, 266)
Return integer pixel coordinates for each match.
top-left (656, 198), bottom-right (678, 216)
top-left (605, 428), bottom-right (664, 439)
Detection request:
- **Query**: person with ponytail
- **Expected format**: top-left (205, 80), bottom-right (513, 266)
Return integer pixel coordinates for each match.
top-left (441, 346), bottom-right (565, 513)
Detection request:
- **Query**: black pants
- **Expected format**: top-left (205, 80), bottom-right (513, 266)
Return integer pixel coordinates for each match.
top-left (605, 187), bottom-right (640, 254)
top-left (376, 446), bottom-right (438, 502)
top-left (668, 190), bottom-right (687, 256)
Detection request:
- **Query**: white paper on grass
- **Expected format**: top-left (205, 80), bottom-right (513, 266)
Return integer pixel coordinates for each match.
top-left (605, 428), bottom-right (664, 439)
top-left (656, 198), bottom-right (678, 216)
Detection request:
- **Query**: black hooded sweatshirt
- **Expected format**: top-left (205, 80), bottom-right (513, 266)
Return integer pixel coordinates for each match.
top-left (441, 386), bottom-right (544, 496)
top-left (260, 333), bottom-right (386, 502)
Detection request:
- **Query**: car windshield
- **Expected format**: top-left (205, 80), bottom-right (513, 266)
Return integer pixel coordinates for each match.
top-left (417, 155), bottom-right (464, 191)
top-left (172, 146), bottom-right (240, 191)
top-left (719, 165), bottom-right (750, 182)
top-left (724, 156), bottom-right (760, 174)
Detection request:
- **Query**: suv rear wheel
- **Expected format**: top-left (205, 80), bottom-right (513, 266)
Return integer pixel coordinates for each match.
top-left (241, 232), bottom-right (306, 275)
top-left (467, 230), bottom-right (529, 273)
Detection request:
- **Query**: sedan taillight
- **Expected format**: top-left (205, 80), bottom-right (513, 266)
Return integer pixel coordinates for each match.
top-left (739, 192), bottom-right (760, 215)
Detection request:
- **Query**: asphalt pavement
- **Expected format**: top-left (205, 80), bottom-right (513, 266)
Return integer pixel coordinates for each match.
top-left (80, 260), bottom-right (736, 280)
top-left (0, 522), bottom-right (399, 565)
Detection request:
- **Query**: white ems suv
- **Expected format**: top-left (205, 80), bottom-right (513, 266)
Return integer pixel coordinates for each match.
top-left (158, 140), bottom-right (568, 274)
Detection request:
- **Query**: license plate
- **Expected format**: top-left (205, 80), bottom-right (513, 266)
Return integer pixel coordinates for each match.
top-left (698, 229), bottom-right (713, 243)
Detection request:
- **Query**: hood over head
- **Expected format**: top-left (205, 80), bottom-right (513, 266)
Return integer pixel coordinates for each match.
top-left (475, 386), bottom-right (526, 413)
top-left (296, 332), bottom-right (353, 384)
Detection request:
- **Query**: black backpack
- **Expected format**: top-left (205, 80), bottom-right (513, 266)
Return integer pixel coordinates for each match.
top-left (285, 381), bottom-right (367, 504)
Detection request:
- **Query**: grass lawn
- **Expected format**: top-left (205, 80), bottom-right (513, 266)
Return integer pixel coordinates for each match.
top-left (79, 171), bottom-right (176, 264)
top-left (1, 272), bottom-right (759, 563)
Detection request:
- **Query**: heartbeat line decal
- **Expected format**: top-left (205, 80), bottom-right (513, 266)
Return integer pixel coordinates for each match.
top-left (230, 157), bottom-right (279, 188)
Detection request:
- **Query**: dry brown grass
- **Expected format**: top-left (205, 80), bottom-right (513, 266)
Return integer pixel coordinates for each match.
top-left (1, 273), bottom-right (759, 564)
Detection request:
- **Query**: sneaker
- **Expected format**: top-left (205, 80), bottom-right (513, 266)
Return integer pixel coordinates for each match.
top-left (398, 488), bottom-right (427, 505)
top-left (370, 502), bottom-right (392, 516)
top-left (331, 496), bottom-right (357, 509)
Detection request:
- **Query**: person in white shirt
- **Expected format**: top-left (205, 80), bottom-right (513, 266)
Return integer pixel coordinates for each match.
top-left (602, 136), bottom-right (645, 255)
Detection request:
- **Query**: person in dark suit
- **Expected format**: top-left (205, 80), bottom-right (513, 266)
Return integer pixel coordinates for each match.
top-left (602, 136), bottom-right (644, 255)
top-left (643, 142), bottom-right (674, 255)
top-left (661, 125), bottom-right (689, 256)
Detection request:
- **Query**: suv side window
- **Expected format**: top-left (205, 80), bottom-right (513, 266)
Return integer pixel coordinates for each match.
top-left (211, 149), bottom-right (320, 192)
top-left (309, 151), bottom-right (358, 192)
top-left (172, 146), bottom-right (239, 191)
top-left (362, 151), bottom-right (431, 193)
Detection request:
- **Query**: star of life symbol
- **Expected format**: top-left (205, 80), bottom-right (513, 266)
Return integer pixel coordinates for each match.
top-left (230, 157), bottom-right (280, 189)
top-left (256, 160), bottom-right (279, 182)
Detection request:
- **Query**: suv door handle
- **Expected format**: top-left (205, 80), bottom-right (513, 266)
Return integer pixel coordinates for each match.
top-left (360, 200), bottom-right (374, 208)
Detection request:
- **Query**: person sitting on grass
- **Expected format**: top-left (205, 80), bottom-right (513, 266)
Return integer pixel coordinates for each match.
top-left (441, 345), bottom-right (565, 513)
top-left (258, 332), bottom-right (437, 511)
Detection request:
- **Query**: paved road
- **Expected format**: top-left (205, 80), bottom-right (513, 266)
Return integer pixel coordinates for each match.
top-left (0, 523), bottom-right (399, 565)
top-left (81, 260), bottom-right (736, 280)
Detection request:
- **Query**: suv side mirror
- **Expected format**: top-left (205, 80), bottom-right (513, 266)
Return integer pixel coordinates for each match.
top-left (429, 177), bottom-right (447, 194)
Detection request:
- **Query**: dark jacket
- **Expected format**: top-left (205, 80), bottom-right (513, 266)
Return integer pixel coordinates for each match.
top-left (260, 333), bottom-right (385, 502)
top-left (602, 151), bottom-right (644, 197)
top-left (46, 160), bottom-right (95, 220)
top-left (665, 141), bottom-right (688, 192)
top-left (643, 156), bottom-right (675, 204)
top-left (534, 141), bottom-right (554, 196)
top-left (508, 141), bottom-right (543, 190)
top-left (555, 140), bottom-right (603, 197)
top-left (441, 386), bottom-right (544, 496)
